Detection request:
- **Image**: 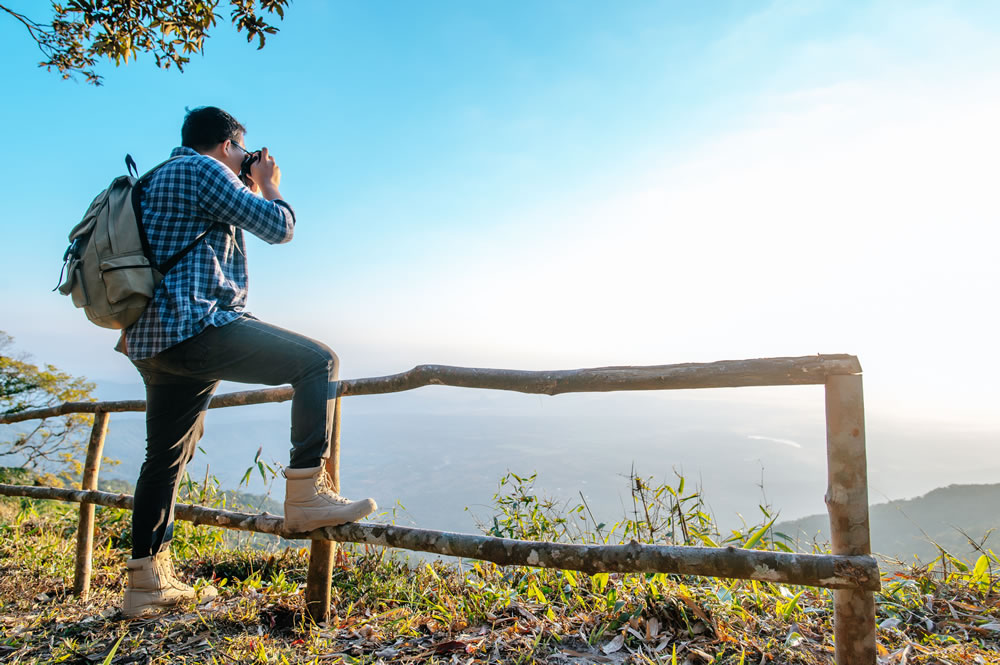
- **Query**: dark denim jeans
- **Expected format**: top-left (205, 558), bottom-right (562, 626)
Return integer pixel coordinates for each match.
top-left (130, 315), bottom-right (339, 559)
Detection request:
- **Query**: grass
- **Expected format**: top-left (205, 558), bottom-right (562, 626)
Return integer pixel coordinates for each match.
top-left (0, 471), bottom-right (998, 664)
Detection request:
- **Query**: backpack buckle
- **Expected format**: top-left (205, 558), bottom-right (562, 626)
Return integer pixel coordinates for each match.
top-left (63, 237), bottom-right (81, 262)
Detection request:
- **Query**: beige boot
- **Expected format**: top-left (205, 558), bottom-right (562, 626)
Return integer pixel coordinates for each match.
top-left (123, 550), bottom-right (218, 617)
top-left (284, 465), bottom-right (377, 532)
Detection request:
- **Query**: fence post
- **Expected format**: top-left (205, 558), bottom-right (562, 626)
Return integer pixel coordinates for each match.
top-left (825, 374), bottom-right (877, 665)
top-left (73, 410), bottom-right (110, 600)
top-left (305, 395), bottom-right (341, 622)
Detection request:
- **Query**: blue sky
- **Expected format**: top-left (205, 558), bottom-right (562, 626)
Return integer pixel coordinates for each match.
top-left (1, 0), bottom-right (999, 431)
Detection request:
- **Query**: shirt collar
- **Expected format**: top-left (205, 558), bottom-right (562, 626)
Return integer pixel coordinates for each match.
top-left (170, 146), bottom-right (200, 158)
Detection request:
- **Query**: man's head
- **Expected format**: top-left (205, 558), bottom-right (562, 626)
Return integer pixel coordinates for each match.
top-left (181, 106), bottom-right (249, 175)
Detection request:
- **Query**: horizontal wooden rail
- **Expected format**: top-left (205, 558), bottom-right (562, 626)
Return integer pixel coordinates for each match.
top-left (0, 355), bottom-right (861, 424)
top-left (0, 483), bottom-right (879, 591)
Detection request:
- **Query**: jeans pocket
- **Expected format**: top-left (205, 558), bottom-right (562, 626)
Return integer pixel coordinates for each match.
top-left (178, 336), bottom-right (211, 373)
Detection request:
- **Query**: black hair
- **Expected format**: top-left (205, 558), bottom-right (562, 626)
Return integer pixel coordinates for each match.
top-left (181, 106), bottom-right (247, 151)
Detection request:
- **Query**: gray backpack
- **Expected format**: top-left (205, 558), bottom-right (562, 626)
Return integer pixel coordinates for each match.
top-left (56, 155), bottom-right (212, 329)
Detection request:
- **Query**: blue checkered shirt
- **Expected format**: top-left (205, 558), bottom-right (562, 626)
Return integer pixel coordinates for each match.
top-left (125, 146), bottom-right (295, 360)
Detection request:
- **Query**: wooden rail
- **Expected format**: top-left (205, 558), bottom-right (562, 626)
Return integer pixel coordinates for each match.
top-left (0, 483), bottom-right (881, 590)
top-left (0, 355), bottom-right (862, 424)
top-left (0, 354), bottom-right (877, 664)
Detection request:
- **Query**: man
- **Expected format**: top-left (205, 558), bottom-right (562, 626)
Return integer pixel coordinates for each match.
top-left (121, 106), bottom-right (376, 617)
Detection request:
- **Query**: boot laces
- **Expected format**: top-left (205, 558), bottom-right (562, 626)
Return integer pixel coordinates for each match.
top-left (315, 468), bottom-right (353, 505)
top-left (158, 553), bottom-right (193, 592)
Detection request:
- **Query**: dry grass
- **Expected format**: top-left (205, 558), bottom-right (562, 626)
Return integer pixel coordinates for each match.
top-left (1, 485), bottom-right (998, 664)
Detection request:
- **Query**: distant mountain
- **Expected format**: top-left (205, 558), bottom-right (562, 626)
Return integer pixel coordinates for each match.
top-left (775, 483), bottom-right (1000, 566)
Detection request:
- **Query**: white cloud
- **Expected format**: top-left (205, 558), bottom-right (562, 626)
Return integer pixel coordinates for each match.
top-left (748, 435), bottom-right (802, 449)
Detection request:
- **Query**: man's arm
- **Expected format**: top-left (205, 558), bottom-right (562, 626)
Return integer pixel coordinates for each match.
top-left (196, 153), bottom-right (295, 245)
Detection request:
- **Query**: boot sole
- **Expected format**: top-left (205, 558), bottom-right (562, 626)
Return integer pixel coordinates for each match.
top-left (123, 596), bottom-right (185, 618)
top-left (284, 502), bottom-right (377, 533)
top-left (123, 590), bottom-right (218, 618)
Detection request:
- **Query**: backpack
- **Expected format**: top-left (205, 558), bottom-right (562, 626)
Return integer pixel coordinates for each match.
top-left (56, 155), bottom-right (214, 330)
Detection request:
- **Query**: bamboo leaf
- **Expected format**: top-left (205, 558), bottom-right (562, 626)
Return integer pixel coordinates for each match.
top-left (972, 554), bottom-right (989, 581)
top-left (780, 589), bottom-right (804, 619)
top-left (101, 633), bottom-right (126, 665)
top-left (743, 516), bottom-right (778, 550)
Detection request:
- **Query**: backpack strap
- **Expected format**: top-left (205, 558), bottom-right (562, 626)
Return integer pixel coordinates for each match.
top-left (157, 225), bottom-right (217, 277)
top-left (130, 154), bottom-right (219, 279)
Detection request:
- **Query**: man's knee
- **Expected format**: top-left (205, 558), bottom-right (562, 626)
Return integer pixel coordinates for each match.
top-left (313, 343), bottom-right (339, 378)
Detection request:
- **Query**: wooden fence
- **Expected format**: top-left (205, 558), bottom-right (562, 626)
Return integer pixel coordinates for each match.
top-left (0, 355), bottom-right (879, 665)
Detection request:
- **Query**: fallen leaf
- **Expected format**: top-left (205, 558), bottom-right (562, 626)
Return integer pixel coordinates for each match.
top-left (689, 647), bottom-right (715, 662)
top-left (602, 632), bottom-right (625, 655)
top-left (678, 595), bottom-right (712, 626)
top-left (431, 640), bottom-right (469, 654)
top-left (563, 648), bottom-right (612, 663)
top-left (646, 617), bottom-right (660, 641)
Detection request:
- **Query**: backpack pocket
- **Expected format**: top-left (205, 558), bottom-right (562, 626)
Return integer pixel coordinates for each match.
top-left (100, 255), bottom-right (155, 304)
top-left (58, 259), bottom-right (91, 308)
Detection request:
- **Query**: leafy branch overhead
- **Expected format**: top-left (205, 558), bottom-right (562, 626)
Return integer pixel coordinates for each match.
top-left (0, 0), bottom-right (290, 85)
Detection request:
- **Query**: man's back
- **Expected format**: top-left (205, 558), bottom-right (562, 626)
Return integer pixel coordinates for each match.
top-left (125, 146), bottom-right (294, 360)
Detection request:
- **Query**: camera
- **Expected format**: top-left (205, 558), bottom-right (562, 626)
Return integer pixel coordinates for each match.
top-left (239, 150), bottom-right (261, 186)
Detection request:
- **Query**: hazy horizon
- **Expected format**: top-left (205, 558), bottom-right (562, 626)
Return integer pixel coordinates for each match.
top-left (82, 375), bottom-right (1000, 538)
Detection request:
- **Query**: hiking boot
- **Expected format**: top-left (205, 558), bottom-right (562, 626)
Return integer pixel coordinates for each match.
top-left (123, 550), bottom-right (218, 617)
top-left (283, 464), bottom-right (377, 533)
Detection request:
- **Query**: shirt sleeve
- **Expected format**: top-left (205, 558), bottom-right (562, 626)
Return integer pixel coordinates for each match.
top-left (195, 156), bottom-right (295, 245)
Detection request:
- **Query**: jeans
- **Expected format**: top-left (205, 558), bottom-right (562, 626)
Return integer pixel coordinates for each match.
top-left (130, 315), bottom-right (339, 559)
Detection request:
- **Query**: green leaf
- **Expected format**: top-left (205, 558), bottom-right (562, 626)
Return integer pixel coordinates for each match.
top-left (743, 516), bottom-right (778, 550)
top-left (101, 633), bottom-right (126, 665)
top-left (563, 570), bottom-right (577, 587)
top-left (973, 554), bottom-right (989, 581)
top-left (780, 590), bottom-right (805, 619)
top-left (946, 554), bottom-right (969, 572)
top-left (527, 582), bottom-right (546, 603)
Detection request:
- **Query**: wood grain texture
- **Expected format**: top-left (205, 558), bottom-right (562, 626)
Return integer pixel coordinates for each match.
top-left (825, 375), bottom-right (878, 665)
top-left (305, 396), bottom-right (341, 623)
top-left (73, 411), bottom-right (109, 599)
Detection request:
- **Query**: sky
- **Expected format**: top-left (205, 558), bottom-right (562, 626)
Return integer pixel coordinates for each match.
top-left (1, 0), bottom-right (999, 437)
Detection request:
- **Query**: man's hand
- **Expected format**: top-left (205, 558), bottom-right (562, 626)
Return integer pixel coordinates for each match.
top-left (249, 147), bottom-right (283, 201)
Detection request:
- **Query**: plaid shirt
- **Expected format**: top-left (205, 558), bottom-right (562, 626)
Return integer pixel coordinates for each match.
top-left (125, 146), bottom-right (295, 360)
